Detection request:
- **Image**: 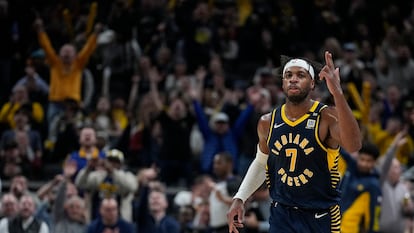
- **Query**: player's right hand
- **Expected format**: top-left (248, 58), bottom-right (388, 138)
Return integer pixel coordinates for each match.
top-left (227, 198), bottom-right (245, 233)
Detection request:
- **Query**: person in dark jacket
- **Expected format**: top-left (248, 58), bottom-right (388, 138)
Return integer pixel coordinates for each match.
top-left (135, 181), bottom-right (180, 233)
top-left (87, 198), bottom-right (135, 233)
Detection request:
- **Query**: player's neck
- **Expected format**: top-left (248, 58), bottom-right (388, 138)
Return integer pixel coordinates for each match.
top-left (284, 99), bottom-right (314, 121)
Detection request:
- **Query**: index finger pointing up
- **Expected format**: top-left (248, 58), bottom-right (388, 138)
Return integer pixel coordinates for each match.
top-left (324, 51), bottom-right (334, 69)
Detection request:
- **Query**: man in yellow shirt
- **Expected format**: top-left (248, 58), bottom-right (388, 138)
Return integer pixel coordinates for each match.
top-left (34, 18), bottom-right (101, 124)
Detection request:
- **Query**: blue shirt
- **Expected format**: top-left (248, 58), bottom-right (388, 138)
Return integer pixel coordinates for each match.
top-left (192, 100), bottom-right (253, 173)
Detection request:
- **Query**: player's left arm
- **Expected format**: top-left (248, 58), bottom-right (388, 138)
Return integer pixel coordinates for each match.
top-left (319, 51), bottom-right (362, 153)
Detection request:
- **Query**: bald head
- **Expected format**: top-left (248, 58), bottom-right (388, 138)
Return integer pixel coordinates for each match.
top-left (59, 44), bottom-right (77, 65)
top-left (100, 198), bottom-right (118, 225)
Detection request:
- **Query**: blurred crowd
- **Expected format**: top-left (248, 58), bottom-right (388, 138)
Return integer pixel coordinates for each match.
top-left (1, 0), bottom-right (414, 232)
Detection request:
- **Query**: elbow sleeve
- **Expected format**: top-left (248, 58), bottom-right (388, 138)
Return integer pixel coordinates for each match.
top-left (233, 145), bottom-right (268, 203)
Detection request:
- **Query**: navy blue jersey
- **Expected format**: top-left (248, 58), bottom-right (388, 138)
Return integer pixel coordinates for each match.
top-left (266, 101), bottom-right (341, 209)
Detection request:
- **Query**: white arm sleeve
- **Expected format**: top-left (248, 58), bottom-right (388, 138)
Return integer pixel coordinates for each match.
top-left (233, 144), bottom-right (268, 203)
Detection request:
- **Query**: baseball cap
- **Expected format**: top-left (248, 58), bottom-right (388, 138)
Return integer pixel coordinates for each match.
top-left (211, 112), bottom-right (229, 123)
top-left (106, 149), bottom-right (124, 163)
top-left (343, 42), bottom-right (357, 52)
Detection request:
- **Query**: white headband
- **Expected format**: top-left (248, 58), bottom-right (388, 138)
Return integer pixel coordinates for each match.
top-left (282, 59), bottom-right (315, 79)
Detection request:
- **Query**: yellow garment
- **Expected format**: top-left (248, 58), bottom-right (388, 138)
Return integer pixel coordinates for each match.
top-left (78, 147), bottom-right (100, 159)
top-left (341, 192), bottom-right (379, 233)
top-left (237, 0), bottom-right (252, 25)
top-left (38, 31), bottom-right (97, 103)
top-left (368, 123), bottom-right (414, 166)
top-left (112, 108), bottom-right (128, 130)
top-left (337, 155), bottom-right (347, 178)
top-left (0, 102), bottom-right (44, 128)
top-left (205, 0), bottom-right (252, 26)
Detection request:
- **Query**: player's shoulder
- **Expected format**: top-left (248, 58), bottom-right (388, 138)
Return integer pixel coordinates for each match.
top-left (260, 112), bottom-right (273, 122)
top-left (259, 111), bottom-right (274, 126)
top-left (258, 112), bottom-right (273, 131)
top-left (320, 104), bottom-right (338, 122)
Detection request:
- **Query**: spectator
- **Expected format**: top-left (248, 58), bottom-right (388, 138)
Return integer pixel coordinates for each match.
top-left (45, 98), bottom-right (83, 162)
top-left (0, 107), bottom-right (43, 177)
top-left (101, 0), bottom-right (141, 101)
top-left (179, 1), bottom-right (218, 73)
top-left (164, 58), bottom-right (195, 95)
top-left (242, 183), bottom-right (271, 233)
top-left (0, 140), bottom-right (28, 179)
top-left (75, 149), bottom-right (137, 222)
top-left (173, 174), bottom-right (214, 209)
top-left (377, 131), bottom-right (414, 233)
top-left (177, 205), bottom-right (196, 233)
top-left (0, 195), bottom-right (49, 233)
top-left (339, 143), bottom-right (382, 233)
top-left (368, 115), bottom-right (414, 168)
top-left (34, 160), bottom-right (83, 232)
top-left (0, 193), bottom-right (19, 220)
top-left (334, 42), bottom-right (365, 91)
top-left (379, 84), bottom-right (405, 128)
top-left (150, 68), bottom-right (196, 186)
top-left (86, 96), bottom-right (123, 148)
top-left (67, 126), bottom-right (106, 176)
top-left (191, 97), bottom-right (253, 174)
top-left (108, 97), bottom-right (129, 139)
top-left (191, 198), bottom-right (210, 233)
top-left (12, 59), bottom-right (49, 104)
top-left (381, 42), bottom-right (414, 97)
top-left (189, 70), bottom-right (260, 174)
top-left (33, 18), bottom-right (101, 124)
top-left (52, 179), bottom-right (87, 233)
top-left (0, 85), bottom-right (44, 132)
top-left (209, 152), bottom-right (241, 233)
top-left (86, 198), bottom-right (135, 233)
top-left (8, 176), bottom-right (40, 205)
top-left (238, 87), bottom-right (273, 176)
top-left (135, 181), bottom-right (180, 233)
top-left (116, 92), bottom-right (157, 169)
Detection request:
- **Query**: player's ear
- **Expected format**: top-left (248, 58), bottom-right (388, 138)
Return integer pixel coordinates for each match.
top-left (311, 79), bottom-right (315, 90)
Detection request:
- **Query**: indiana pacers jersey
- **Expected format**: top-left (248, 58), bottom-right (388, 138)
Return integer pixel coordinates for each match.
top-left (266, 101), bottom-right (341, 210)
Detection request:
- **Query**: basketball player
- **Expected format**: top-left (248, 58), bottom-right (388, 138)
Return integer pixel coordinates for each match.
top-left (227, 51), bottom-right (362, 233)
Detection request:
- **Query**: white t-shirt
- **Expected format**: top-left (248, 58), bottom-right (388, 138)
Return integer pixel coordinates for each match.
top-left (209, 181), bottom-right (230, 228)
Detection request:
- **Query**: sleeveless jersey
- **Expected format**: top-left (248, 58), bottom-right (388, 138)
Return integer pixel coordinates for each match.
top-left (266, 101), bottom-right (341, 209)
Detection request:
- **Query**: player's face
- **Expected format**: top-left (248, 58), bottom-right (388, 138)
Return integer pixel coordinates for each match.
top-left (282, 67), bottom-right (314, 104)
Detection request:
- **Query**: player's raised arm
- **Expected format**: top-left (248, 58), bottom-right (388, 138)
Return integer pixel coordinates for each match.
top-left (319, 51), bottom-right (362, 153)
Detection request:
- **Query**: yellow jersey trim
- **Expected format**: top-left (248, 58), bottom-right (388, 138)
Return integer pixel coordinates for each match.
top-left (313, 105), bottom-right (340, 176)
top-left (281, 101), bottom-right (319, 127)
top-left (314, 105), bottom-right (329, 152)
top-left (267, 109), bottom-right (277, 145)
top-left (330, 204), bottom-right (341, 233)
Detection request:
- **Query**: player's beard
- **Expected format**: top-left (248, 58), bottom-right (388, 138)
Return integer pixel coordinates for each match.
top-left (285, 86), bottom-right (311, 104)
